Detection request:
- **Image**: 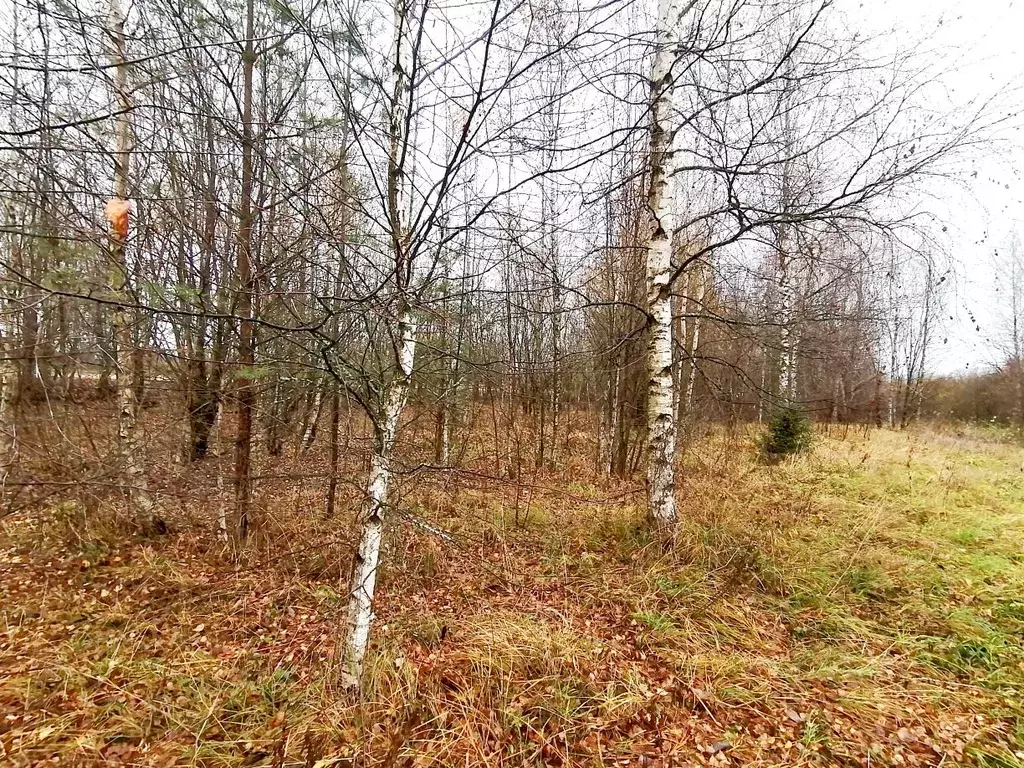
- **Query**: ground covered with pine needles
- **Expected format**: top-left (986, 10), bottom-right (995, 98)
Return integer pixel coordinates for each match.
top-left (3, 424), bottom-right (1024, 767)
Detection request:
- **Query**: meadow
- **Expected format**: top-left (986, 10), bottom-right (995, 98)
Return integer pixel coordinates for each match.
top-left (2, 424), bottom-right (1023, 767)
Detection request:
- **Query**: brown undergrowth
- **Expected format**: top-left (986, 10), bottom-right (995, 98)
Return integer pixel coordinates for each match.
top-left (2, 423), bottom-right (1023, 766)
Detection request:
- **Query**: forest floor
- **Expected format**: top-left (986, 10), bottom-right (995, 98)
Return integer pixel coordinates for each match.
top-left (2, 423), bottom-right (1024, 767)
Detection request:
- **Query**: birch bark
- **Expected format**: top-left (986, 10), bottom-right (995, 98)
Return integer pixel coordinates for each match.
top-left (644, 0), bottom-right (696, 529)
top-left (341, 0), bottom-right (417, 686)
top-left (301, 385), bottom-right (324, 452)
top-left (232, 0), bottom-right (257, 542)
top-left (342, 312), bottom-right (416, 684)
top-left (776, 241), bottom-right (795, 404)
top-left (108, 0), bottom-right (157, 532)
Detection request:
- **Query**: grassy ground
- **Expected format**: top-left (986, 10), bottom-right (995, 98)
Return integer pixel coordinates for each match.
top-left (2, 423), bottom-right (1024, 766)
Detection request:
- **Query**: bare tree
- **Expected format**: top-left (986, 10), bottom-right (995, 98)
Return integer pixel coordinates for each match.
top-left (107, 0), bottom-right (159, 533)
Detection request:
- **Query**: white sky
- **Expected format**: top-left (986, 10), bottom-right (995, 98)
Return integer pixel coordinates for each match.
top-left (873, 0), bottom-right (1024, 373)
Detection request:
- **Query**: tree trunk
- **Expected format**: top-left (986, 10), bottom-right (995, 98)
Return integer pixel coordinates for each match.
top-left (0, 224), bottom-right (21, 490)
top-left (184, 113), bottom-right (223, 462)
top-left (777, 248), bottom-right (795, 405)
top-left (684, 268), bottom-right (705, 416)
top-left (434, 399), bottom-right (449, 465)
top-left (1014, 356), bottom-right (1024, 430)
top-left (302, 384), bottom-right (324, 452)
top-left (324, 385), bottom-right (341, 517)
top-left (0, 328), bottom-right (17, 492)
top-left (342, 311), bottom-right (416, 684)
top-left (672, 291), bottom-right (686, 427)
top-left (108, 0), bottom-right (159, 534)
top-left (611, 351), bottom-right (628, 477)
top-left (597, 369), bottom-right (611, 474)
top-left (19, 300), bottom-right (41, 401)
top-left (233, 0), bottom-right (257, 543)
top-left (549, 266), bottom-right (561, 469)
top-left (187, 382), bottom-right (219, 461)
top-left (264, 378), bottom-right (288, 457)
top-left (643, 0), bottom-right (690, 529)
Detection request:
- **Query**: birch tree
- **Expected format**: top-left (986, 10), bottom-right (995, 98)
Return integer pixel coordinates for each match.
top-left (644, 0), bottom-right (698, 531)
top-left (341, 0), bottom-right (419, 685)
top-left (331, 0), bottom-right (643, 683)
top-left (106, 0), bottom-right (160, 533)
top-left (637, 0), bottom-right (997, 523)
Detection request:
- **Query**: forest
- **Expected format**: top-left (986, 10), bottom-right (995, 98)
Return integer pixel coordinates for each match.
top-left (2, 0), bottom-right (1024, 764)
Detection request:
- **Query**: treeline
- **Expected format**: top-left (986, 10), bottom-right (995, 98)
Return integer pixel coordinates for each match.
top-left (924, 366), bottom-right (1024, 426)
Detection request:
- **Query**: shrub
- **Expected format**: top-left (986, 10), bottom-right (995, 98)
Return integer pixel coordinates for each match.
top-left (760, 407), bottom-right (813, 458)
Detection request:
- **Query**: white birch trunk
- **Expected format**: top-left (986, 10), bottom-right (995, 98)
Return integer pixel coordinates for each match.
top-left (888, 334), bottom-right (898, 428)
top-left (607, 361), bottom-right (621, 475)
top-left (646, 252), bottom-right (676, 528)
top-left (342, 311), bottom-right (416, 685)
top-left (776, 249), bottom-right (795, 404)
top-left (109, 0), bottom-right (156, 531)
top-left (216, 463), bottom-right (228, 543)
top-left (301, 384), bottom-right (324, 451)
top-left (644, 0), bottom-right (694, 529)
top-left (440, 387), bottom-right (451, 465)
top-left (773, 57), bottom-right (798, 411)
top-left (757, 360), bottom-right (767, 423)
top-left (550, 275), bottom-right (561, 467)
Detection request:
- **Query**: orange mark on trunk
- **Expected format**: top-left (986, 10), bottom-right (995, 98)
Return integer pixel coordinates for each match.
top-left (105, 199), bottom-right (131, 240)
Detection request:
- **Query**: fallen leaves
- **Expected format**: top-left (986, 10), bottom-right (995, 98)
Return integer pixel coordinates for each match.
top-left (3, 427), bottom-right (1024, 767)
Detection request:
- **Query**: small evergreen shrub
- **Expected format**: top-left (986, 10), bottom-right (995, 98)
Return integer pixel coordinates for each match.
top-left (760, 407), bottom-right (813, 458)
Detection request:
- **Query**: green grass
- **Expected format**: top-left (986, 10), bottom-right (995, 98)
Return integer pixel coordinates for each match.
top-left (589, 424), bottom-right (1024, 764)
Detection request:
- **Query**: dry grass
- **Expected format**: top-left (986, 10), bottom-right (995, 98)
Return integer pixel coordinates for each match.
top-left (2, 423), bottom-right (1024, 766)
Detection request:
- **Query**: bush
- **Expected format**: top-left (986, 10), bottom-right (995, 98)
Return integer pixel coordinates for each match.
top-left (760, 407), bottom-right (813, 458)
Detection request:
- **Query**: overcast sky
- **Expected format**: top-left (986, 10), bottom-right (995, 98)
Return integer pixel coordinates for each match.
top-left (873, 0), bottom-right (1024, 374)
